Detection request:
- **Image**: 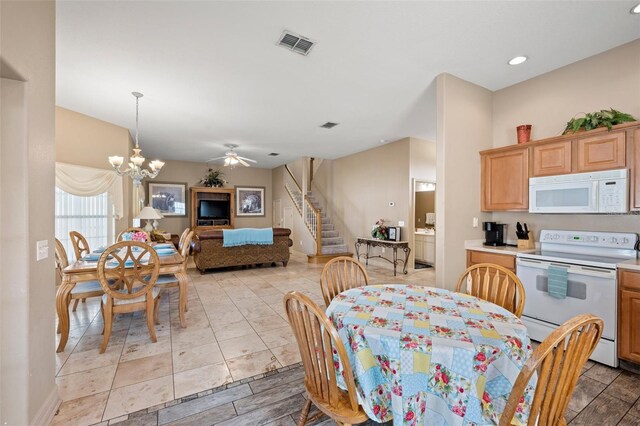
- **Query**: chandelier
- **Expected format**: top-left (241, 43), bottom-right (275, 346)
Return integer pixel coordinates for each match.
top-left (108, 92), bottom-right (164, 187)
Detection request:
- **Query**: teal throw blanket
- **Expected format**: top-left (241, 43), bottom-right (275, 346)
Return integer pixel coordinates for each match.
top-left (223, 228), bottom-right (274, 247)
top-left (548, 265), bottom-right (569, 299)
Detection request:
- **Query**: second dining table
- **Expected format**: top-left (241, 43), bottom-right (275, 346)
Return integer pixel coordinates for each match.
top-left (56, 242), bottom-right (189, 353)
top-left (326, 284), bottom-right (535, 426)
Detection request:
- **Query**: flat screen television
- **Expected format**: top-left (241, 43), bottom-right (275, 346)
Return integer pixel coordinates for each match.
top-left (198, 200), bottom-right (230, 219)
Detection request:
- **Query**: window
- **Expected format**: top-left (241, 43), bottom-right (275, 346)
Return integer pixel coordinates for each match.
top-left (55, 187), bottom-right (115, 261)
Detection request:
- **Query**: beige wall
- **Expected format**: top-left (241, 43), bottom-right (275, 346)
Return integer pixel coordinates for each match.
top-left (313, 138), bottom-right (412, 266)
top-left (55, 107), bottom-right (134, 234)
top-left (436, 73), bottom-right (493, 289)
top-left (491, 39), bottom-right (640, 236)
top-left (149, 160), bottom-right (273, 234)
top-left (1, 0), bottom-right (58, 424)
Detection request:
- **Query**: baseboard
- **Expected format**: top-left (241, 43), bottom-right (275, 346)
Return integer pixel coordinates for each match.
top-left (307, 252), bottom-right (353, 264)
top-left (31, 387), bottom-right (61, 426)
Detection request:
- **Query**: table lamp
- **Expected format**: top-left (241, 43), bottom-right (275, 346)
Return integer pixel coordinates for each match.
top-left (136, 206), bottom-right (163, 232)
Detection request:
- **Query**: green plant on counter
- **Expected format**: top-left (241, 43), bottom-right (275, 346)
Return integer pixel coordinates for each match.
top-left (563, 108), bottom-right (637, 134)
top-left (200, 169), bottom-right (226, 187)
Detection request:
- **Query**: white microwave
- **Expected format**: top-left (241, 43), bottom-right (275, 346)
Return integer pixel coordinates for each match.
top-left (529, 169), bottom-right (628, 214)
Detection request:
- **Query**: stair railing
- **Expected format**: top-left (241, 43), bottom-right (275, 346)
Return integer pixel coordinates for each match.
top-left (304, 195), bottom-right (323, 255)
top-left (284, 163), bottom-right (323, 255)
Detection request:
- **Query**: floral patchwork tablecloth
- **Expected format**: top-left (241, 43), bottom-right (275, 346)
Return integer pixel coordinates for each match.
top-left (326, 285), bottom-right (534, 426)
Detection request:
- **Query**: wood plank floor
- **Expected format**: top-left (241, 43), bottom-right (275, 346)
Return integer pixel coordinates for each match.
top-left (82, 357), bottom-right (640, 426)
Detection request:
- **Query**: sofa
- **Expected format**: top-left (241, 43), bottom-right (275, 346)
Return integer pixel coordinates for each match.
top-left (191, 228), bottom-right (293, 272)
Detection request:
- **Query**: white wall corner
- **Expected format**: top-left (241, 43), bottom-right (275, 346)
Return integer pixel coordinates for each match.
top-left (31, 387), bottom-right (60, 426)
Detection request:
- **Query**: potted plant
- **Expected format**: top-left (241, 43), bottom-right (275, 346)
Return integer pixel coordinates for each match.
top-left (563, 108), bottom-right (637, 134)
top-left (200, 169), bottom-right (226, 187)
top-left (371, 219), bottom-right (388, 240)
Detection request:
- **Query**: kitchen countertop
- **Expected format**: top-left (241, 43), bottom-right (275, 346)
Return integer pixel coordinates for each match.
top-left (464, 240), bottom-right (537, 256)
top-left (616, 258), bottom-right (640, 271)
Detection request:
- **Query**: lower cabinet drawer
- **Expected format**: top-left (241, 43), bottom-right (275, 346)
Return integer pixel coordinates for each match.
top-left (466, 250), bottom-right (516, 271)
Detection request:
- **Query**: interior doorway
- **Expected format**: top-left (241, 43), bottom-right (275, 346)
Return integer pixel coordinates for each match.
top-left (413, 180), bottom-right (436, 270)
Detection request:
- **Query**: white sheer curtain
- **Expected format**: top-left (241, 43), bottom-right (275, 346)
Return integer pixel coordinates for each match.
top-left (55, 162), bottom-right (124, 218)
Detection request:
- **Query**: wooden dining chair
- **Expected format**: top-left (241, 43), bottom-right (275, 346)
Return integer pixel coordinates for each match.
top-left (455, 263), bottom-right (526, 317)
top-left (54, 238), bottom-right (104, 313)
top-left (320, 256), bottom-right (369, 306)
top-left (284, 291), bottom-right (368, 426)
top-left (500, 314), bottom-right (603, 426)
top-left (153, 230), bottom-right (194, 323)
top-left (69, 231), bottom-right (91, 260)
top-left (178, 227), bottom-right (191, 251)
top-left (97, 241), bottom-right (161, 353)
top-left (116, 227), bottom-right (150, 242)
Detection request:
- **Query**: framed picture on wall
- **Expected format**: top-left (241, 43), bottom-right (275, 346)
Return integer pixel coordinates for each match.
top-left (147, 182), bottom-right (188, 216)
top-left (235, 186), bottom-right (265, 217)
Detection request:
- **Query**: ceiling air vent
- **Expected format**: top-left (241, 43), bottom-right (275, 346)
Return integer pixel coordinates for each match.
top-left (278, 30), bottom-right (315, 56)
top-left (268, 153), bottom-right (280, 156)
top-left (320, 122), bottom-right (339, 129)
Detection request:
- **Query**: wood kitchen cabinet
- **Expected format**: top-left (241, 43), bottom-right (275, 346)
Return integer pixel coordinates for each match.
top-left (481, 147), bottom-right (529, 211)
top-left (466, 250), bottom-right (516, 272)
top-left (618, 268), bottom-right (640, 363)
top-left (415, 234), bottom-right (435, 265)
top-left (576, 131), bottom-right (626, 172)
top-left (531, 140), bottom-right (572, 177)
top-left (632, 128), bottom-right (640, 210)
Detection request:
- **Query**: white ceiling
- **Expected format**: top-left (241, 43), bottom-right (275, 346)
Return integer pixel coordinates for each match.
top-left (56, 1), bottom-right (640, 169)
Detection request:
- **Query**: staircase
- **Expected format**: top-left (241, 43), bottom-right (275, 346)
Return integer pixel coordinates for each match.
top-left (284, 167), bottom-right (352, 262)
top-left (305, 192), bottom-right (350, 256)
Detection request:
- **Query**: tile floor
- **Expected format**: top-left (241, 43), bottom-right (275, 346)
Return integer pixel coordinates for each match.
top-left (53, 252), bottom-right (436, 425)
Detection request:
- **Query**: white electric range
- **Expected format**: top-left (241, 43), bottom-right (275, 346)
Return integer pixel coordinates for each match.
top-left (516, 229), bottom-right (638, 367)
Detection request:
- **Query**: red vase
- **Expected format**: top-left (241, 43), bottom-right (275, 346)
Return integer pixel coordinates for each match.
top-left (516, 125), bottom-right (532, 144)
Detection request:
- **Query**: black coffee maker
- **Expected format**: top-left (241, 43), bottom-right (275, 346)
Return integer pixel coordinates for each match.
top-left (483, 222), bottom-right (506, 246)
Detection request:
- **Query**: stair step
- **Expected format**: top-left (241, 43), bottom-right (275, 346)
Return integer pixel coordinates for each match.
top-left (322, 224), bottom-right (334, 231)
top-left (322, 237), bottom-right (344, 246)
top-left (321, 218), bottom-right (331, 224)
top-left (322, 244), bottom-right (349, 255)
top-left (322, 230), bottom-right (338, 238)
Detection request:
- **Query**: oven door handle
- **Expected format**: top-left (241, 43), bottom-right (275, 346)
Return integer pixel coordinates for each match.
top-left (517, 259), bottom-right (616, 279)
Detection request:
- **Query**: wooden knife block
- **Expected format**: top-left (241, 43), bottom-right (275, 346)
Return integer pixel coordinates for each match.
top-left (517, 232), bottom-right (535, 249)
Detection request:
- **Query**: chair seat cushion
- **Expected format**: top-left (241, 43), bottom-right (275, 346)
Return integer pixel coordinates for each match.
top-left (102, 287), bottom-right (160, 306)
top-left (154, 274), bottom-right (179, 286)
top-left (71, 280), bottom-right (103, 295)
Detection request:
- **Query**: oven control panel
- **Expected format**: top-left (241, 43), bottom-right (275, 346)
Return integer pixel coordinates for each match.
top-left (540, 230), bottom-right (638, 250)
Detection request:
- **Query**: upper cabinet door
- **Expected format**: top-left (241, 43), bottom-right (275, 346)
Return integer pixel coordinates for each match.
top-left (481, 147), bottom-right (529, 211)
top-left (577, 131), bottom-right (626, 172)
top-left (632, 128), bottom-right (640, 211)
top-left (532, 140), bottom-right (572, 177)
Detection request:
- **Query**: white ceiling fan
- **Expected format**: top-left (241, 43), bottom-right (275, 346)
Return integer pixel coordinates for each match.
top-left (207, 144), bottom-right (257, 167)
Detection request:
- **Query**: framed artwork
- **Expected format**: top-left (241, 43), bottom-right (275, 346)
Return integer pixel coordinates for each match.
top-left (147, 182), bottom-right (187, 216)
top-left (235, 186), bottom-right (265, 217)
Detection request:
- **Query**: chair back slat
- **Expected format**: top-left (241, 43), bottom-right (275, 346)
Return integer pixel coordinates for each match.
top-left (499, 314), bottom-right (603, 426)
top-left (180, 231), bottom-right (194, 267)
top-left (178, 227), bottom-right (191, 251)
top-left (69, 231), bottom-right (91, 260)
top-left (54, 238), bottom-right (69, 282)
top-left (97, 241), bottom-right (159, 300)
top-left (284, 292), bottom-right (360, 412)
top-left (320, 256), bottom-right (369, 306)
top-left (455, 263), bottom-right (525, 317)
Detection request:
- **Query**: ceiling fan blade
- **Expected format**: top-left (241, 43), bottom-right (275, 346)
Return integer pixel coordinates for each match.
top-left (206, 156), bottom-right (227, 162)
top-left (238, 158), bottom-right (251, 167)
top-left (237, 156), bottom-right (257, 163)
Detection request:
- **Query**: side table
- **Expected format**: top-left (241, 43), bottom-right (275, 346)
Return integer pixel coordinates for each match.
top-left (354, 237), bottom-right (411, 276)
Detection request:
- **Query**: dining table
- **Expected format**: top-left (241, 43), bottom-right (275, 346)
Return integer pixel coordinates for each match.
top-left (56, 243), bottom-right (189, 353)
top-left (326, 284), bottom-right (535, 426)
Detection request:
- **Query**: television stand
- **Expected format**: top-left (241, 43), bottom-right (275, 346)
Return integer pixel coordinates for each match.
top-left (190, 187), bottom-right (235, 230)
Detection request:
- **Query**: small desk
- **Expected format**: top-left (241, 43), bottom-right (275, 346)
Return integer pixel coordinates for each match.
top-left (355, 237), bottom-right (410, 276)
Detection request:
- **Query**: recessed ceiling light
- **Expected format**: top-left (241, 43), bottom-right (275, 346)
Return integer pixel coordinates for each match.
top-left (508, 56), bottom-right (528, 65)
top-left (631, 3), bottom-right (640, 14)
top-left (379, 139), bottom-right (388, 144)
